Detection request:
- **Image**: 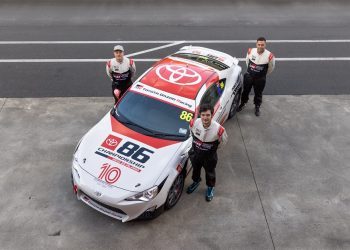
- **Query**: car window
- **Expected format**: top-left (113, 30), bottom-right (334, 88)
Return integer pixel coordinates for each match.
top-left (172, 53), bottom-right (229, 71)
top-left (112, 92), bottom-right (193, 141)
top-left (199, 79), bottom-right (226, 108)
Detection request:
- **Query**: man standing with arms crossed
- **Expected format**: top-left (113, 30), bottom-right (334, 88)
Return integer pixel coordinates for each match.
top-left (106, 45), bottom-right (136, 103)
top-left (237, 37), bottom-right (275, 116)
top-left (186, 104), bottom-right (228, 202)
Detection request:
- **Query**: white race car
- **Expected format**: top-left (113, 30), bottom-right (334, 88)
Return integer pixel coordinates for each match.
top-left (72, 46), bottom-right (243, 222)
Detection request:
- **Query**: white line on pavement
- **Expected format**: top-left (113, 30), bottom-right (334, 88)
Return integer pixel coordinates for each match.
top-left (188, 40), bottom-right (350, 43)
top-left (1, 58), bottom-right (350, 63)
top-left (125, 41), bottom-right (185, 57)
top-left (0, 59), bottom-right (109, 62)
top-left (277, 57), bottom-right (350, 61)
top-left (1, 40), bottom-right (350, 44)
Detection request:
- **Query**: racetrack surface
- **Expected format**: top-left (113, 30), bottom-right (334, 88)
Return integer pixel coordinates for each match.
top-left (0, 2), bottom-right (350, 97)
top-left (1, 2), bottom-right (350, 250)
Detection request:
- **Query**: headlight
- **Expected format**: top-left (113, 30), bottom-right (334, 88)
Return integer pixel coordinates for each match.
top-left (73, 156), bottom-right (78, 163)
top-left (74, 138), bottom-right (83, 154)
top-left (73, 166), bottom-right (80, 180)
top-left (72, 158), bottom-right (81, 180)
top-left (125, 186), bottom-right (158, 202)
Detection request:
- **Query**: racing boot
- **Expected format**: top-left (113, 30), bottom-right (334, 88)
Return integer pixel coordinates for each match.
top-left (186, 181), bottom-right (200, 194)
top-left (255, 106), bottom-right (260, 117)
top-left (205, 187), bottom-right (214, 202)
top-left (237, 103), bottom-right (246, 112)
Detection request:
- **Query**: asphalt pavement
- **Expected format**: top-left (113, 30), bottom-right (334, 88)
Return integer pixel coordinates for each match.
top-left (0, 2), bottom-right (350, 97)
top-left (1, 37), bottom-right (350, 97)
top-left (1, 1), bottom-right (350, 250)
top-left (1, 96), bottom-right (350, 250)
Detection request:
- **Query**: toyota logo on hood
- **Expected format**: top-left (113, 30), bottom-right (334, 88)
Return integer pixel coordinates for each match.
top-left (156, 65), bottom-right (202, 85)
top-left (106, 138), bottom-right (119, 147)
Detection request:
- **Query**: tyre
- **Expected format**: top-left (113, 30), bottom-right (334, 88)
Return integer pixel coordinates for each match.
top-left (164, 171), bottom-right (185, 210)
top-left (228, 88), bottom-right (242, 119)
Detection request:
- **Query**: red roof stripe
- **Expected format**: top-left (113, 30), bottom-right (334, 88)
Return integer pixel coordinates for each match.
top-left (140, 57), bottom-right (219, 100)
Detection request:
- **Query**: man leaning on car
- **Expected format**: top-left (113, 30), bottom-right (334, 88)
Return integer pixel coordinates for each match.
top-left (106, 45), bottom-right (136, 103)
top-left (186, 104), bottom-right (228, 202)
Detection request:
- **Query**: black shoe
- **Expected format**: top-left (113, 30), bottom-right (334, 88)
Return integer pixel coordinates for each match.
top-left (237, 103), bottom-right (246, 112)
top-left (255, 106), bottom-right (260, 116)
top-left (186, 181), bottom-right (200, 194)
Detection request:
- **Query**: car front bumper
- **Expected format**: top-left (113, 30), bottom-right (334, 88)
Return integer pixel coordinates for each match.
top-left (71, 162), bottom-right (167, 222)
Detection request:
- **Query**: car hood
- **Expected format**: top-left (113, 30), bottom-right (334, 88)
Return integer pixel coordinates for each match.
top-left (76, 112), bottom-right (184, 192)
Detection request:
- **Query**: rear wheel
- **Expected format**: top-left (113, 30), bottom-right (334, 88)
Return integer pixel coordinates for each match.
top-left (228, 88), bottom-right (242, 119)
top-left (164, 172), bottom-right (185, 210)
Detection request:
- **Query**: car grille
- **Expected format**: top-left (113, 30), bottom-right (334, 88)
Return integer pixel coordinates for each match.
top-left (81, 191), bottom-right (126, 215)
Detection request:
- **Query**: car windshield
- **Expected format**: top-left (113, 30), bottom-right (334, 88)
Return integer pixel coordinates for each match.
top-left (172, 53), bottom-right (229, 71)
top-left (112, 92), bottom-right (193, 141)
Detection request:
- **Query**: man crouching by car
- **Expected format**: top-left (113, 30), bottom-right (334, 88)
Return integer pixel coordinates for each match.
top-left (186, 103), bottom-right (228, 202)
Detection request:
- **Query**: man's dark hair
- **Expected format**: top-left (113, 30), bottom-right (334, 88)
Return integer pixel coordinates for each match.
top-left (257, 37), bottom-right (266, 42)
top-left (199, 103), bottom-right (214, 115)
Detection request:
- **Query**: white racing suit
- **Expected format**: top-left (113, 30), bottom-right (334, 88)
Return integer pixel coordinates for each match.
top-left (106, 57), bottom-right (136, 102)
top-left (241, 48), bottom-right (275, 106)
top-left (189, 118), bottom-right (228, 187)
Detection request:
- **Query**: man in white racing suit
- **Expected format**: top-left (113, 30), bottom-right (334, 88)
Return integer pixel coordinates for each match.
top-left (106, 45), bottom-right (136, 103)
top-left (186, 103), bottom-right (228, 202)
top-left (237, 37), bottom-right (275, 116)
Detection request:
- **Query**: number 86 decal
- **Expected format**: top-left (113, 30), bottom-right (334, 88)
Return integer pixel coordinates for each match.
top-left (117, 141), bottom-right (154, 164)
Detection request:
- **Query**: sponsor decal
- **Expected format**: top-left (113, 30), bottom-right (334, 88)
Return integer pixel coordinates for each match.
top-left (95, 140), bottom-right (154, 173)
top-left (143, 88), bottom-right (177, 102)
top-left (217, 81), bottom-right (225, 95)
top-left (135, 84), bottom-right (144, 90)
top-left (101, 134), bottom-right (122, 151)
top-left (112, 72), bottom-right (130, 81)
top-left (187, 50), bottom-right (225, 62)
top-left (155, 65), bottom-right (202, 85)
top-left (219, 81), bottom-right (225, 89)
top-left (175, 98), bottom-right (193, 109)
top-left (249, 62), bottom-right (265, 73)
top-left (95, 150), bottom-right (142, 172)
top-left (193, 139), bottom-right (214, 150)
top-left (179, 128), bottom-right (187, 135)
top-left (132, 84), bottom-right (195, 111)
top-left (179, 110), bottom-right (193, 122)
top-left (192, 50), bottom-right (202, 55)
top-left (206, 54), bottom-right (225, 62)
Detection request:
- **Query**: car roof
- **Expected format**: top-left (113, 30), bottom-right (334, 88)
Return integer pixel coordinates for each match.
top-left (176, 46), bottom-right (237, 67)
top-left (139, 57), bottom-right (219, 100)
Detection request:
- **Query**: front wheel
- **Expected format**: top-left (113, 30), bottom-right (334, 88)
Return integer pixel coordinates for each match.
top-left (228, 88), bottom-right (242, 119)
top-left (164, 172), bottom-right (185, 210)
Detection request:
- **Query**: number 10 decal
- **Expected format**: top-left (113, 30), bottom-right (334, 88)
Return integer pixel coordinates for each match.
top-left (98, 163), bottom-right (121, 184)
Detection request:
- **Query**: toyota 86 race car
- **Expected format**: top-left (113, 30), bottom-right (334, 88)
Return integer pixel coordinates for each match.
top-left (72, 46), bottom-right (243, 222)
